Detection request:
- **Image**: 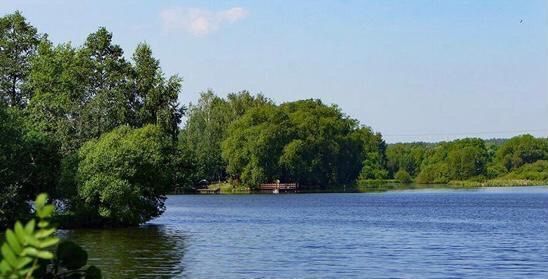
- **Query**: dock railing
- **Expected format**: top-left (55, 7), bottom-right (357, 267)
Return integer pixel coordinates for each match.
top-left (259, 183), bottom-right (298, 192)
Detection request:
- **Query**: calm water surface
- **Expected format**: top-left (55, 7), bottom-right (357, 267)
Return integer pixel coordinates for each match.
top-left (62, 186), bottom-right (548, 278)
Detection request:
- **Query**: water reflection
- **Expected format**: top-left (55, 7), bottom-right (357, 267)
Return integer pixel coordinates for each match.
top-left (59, 225), bottom-right (186, 279)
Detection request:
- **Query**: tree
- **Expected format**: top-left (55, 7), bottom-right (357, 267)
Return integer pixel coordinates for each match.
top-left (181, 90), bottom-right (272, 183)
top-left (27, 35), bottom-right (183, 155)
top-left (386, 143), bottom-right (429, 178)
top-left (26, 41), bottom-right (88, 154)
top-left (395, 169), bottom-right (412, 184)
top-left (354, 127), bottom-right (388, 180)
top-left (222, 104), bottom-right (291, 187)
top-left (416, 138), bottom-right (489, 183)
top-left (0, 107), bottom-right (60, 228)
top-left (279, 99), bottom-right (362, 186)
top-left (75, 125), bottom-right (172, 226)
top-left (222, 99), bottom-right (363, 187)
top-left (132, 43), bottom-right (183, 140)
top-left (78, 27), bottom-right (133, 140)
top-left (0, 11), bottom-right (44, 107)
top-left (495, 134), bottom-right (548, 171)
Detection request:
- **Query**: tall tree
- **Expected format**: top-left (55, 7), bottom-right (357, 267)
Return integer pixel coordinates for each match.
top-left (354, 127), bottom-right (388, 180)
top-left (0, 11), bottom-right (44, 107)
top-left (132, 43), bottom-right (183, 140)
top-left (181, 90), bottom-right (271, 182)
top-left (26, 41), bottom-right (88, 154)
top-left (79, 27), bottom-right (132, 139)
top-left (222, 99), bottom-right (363, 187)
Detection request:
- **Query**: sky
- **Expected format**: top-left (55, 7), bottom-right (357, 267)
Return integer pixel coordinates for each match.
top-left (1, 0), bottom-right (547, 143)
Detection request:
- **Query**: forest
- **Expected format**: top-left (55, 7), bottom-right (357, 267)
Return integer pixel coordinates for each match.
top-left (1, 11), bottom-right (547, 229)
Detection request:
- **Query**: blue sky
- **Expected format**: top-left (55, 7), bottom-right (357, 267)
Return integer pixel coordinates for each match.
top-left (1, 0), bottom-right (547, 142)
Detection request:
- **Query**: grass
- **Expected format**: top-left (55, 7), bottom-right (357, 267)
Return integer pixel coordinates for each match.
top-left (208, 182), bottom-right (251, 194)
top-left (448, 179), bottom-right (548, 187)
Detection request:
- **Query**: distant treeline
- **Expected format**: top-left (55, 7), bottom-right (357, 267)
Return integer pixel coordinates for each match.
top-left (1, 12), bottom-right (547, 228)
top-left (182, 92), bottom-right (548, 188)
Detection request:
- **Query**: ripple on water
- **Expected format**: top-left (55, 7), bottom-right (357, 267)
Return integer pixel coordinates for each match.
top-left (63, 186), bottom-right (548, 278)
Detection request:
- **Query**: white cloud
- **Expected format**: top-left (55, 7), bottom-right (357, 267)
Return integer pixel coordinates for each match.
top-left (160, 7), bottom-right (248, 36)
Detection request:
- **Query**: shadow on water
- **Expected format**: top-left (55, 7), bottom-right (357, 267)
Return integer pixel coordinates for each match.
top-left (58, 225), bottom-right (186, 279)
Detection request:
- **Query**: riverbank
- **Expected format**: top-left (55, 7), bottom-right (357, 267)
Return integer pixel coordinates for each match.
top-left (194, 179), bottom-right (548, 195)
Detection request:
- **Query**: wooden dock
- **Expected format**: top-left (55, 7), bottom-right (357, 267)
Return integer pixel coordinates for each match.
top-left (196, 188), bottom-right (221, 194)
top-left (259, 183), bottom-right (298, 192)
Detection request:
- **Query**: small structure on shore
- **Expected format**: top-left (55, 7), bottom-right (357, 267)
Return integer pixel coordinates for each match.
top-left (259, 181), bottom-right (298, 193)
top-left (196, 187), bottom-right (221, 194)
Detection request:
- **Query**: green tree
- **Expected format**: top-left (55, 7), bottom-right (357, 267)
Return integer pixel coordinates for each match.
top-left (279, 99), bottom-right (362, 186)
top-left (495, 134), bottom-right (548, 171)
top-left (416, 138), bottom-right (489, 183)
top-left (0, 11), bottom-right (44, 107)
top-left (26, 41), bottom-right (87, 154)
top-left (0, 107), bottom-right (60, 228)
top-left (78, 27), bottom-right (133, 140)
top-left (222, 99), bottom-right (363, 187)
top-left (386, 143), bottom-right (429, 178)
top-left (75, 125), bottom-right (172, 226)
top-left (132, 43), bottom-right (183, 140)
top-left (503, 160), bottom-right (548, 181)
top-left (395, 169), bottom-right (412, 184)
top-left (354, 127), bottom-right (388, 180)
top-left (223, 104), bottom-right (291, 187)
top-left (181, 90), bottom-right (271, 183)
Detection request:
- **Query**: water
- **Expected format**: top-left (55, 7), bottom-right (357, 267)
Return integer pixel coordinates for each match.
top-left (62, 186), bottom-right (548, 278)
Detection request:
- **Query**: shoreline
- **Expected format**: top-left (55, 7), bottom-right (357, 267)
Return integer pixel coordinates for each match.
top-left (176, 181), bottom-right (548, 195)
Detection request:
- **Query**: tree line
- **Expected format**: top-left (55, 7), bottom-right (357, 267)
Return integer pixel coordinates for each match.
top-left (182, 92), bottom-right (548, 188)
top-left (1, 12), bottom-right (184, 228)
top-left (1, 12), bottom-right (547, 229)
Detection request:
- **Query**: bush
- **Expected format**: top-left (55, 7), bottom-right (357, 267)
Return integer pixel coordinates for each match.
top-left (75, 125), bottom-right (173, 226)
top-left (495, 135), bottom-right (548, 171)
top-left (504, 160), bottom-right (548, 181)
top-left (395, 169), bottom-right (412, 184)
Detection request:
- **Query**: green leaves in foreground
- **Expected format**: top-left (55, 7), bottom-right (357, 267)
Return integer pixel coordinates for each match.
top-left (0, 193), bottom-right (101, 279)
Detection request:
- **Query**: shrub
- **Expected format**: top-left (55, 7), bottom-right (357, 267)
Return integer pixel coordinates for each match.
top-left (75, 125), bottom-right (172, 226)
top-left (504, 160), bottom-right (548, 181)
top-left (395, 169), bottom-right (412, 184)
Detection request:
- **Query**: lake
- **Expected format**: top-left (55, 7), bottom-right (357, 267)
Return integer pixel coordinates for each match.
top-left (61, 186), bottom-right (548, 278)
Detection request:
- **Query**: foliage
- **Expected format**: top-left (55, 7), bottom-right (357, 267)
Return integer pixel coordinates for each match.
top-left (395, 169), bottom-right (412, 184)
top-left (223, 99), bottom-right (365, 187)
top-left (355, 127), bottom-right (388, 180)
top-left (494, 134), bottom-right (548, 171)
top-left (0, 11), bottom-right (44, 107)
top-left (75, 125), bottom-right (172, 226)
top-left (222, 104), bottom-right (290, 187)
top-left (416, 138), bottom-right (489, 184)
top-left (0, 107), bottom-right (28, 228)
top-left (26, 29), bottom-right (183, 155)
top-left (503, 160), bottom-right (548, 181)
top-left (0, 193), bottom-right (101, 278)
top-left (0, 107), bottom-right (60, 228)
top-left (386, 143), bottom-right (430, 177)
top-left (180, 90), bottom-right (272, 183)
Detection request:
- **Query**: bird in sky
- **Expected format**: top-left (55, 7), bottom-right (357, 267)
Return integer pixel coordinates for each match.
top-left (520, 19), bottom-right (523, 23)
